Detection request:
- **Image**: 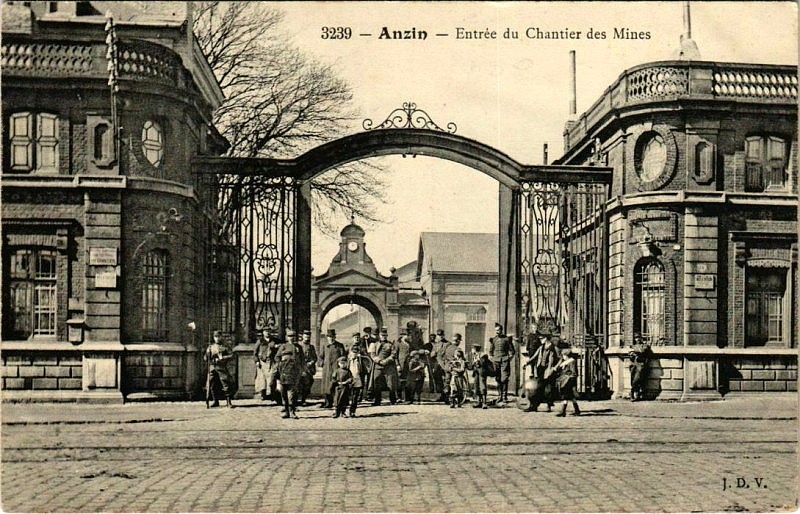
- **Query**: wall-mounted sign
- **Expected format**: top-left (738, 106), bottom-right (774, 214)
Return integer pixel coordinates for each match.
top-left (95, 271), bottom-right (117, 288)
top-left (695, 274), bottom-right (715, 290)
top-left (89, 247), bottom-right (117, 266)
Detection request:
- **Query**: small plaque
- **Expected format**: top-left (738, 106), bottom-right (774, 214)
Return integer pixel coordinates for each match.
top-left (695, 274), bottom-right (715, 290)
top-left (95, 271), bottom-right (117, 288)
top-left (89, 247), bottom-right (117, 266)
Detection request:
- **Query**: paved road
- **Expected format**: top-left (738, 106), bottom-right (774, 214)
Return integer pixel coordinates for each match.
top-left (2, 396), bottom-right (797, 512)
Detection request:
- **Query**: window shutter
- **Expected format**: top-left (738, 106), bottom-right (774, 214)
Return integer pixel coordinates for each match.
top-left (36, 113), bottom-right (60, 173)
top-left (9, 112), bottom-right (33, 171)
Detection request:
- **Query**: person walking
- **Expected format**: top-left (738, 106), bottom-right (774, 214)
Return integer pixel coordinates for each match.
top-left (488, 324), bottom-right (515, 404)
top-left (205, 330), bottom-right (236, 408)
top-left (529, 331), bottom-right (560, 411)
top-left (555, 344), bottom-right (581, 416)
top-left (298, 330), bottom-right (318, 406)
top-left (317, 329), bottom-right (346, 408)
top-left (275, 329), bottom-right (305, 419)
top-left (370, 328), bottom-right (399, 405)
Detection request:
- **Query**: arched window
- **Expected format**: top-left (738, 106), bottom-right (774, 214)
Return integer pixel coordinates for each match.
top-left (141, 250), bottom-right (168, 341)
top-left (634, 259), bottom-right (666, 344)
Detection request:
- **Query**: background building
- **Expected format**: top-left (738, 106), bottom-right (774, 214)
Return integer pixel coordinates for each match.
top-left (1, 1), bottom-right (228, 401)
top-left (556, 37), bottom-right (798, 398)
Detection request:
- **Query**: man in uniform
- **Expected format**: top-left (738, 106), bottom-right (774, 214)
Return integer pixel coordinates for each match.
top-left (298, 329), bottom-right (318, 406)
top-left (317, 328), bottom-right (346, 408)
top-left (396, 329), bottom-right (411, 402)
top-left (431, 329), bottom-right (455, 403)
top-left (275, 329), bottom-right (304, 419)
top-left (370, 328), bottom-right (399, 405)
top-left (429, 329), bottom-right (445, 399)
top-left (253, 328), bottom-right (273, 401)
top-left (205, 330), bottom-right (236, 408)
top-left (488, 323), bottom-right (516, 404)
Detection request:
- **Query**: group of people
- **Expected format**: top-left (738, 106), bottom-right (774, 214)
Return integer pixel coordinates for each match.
top-left (522, 331), bottom-right (581, 416)
top-left (203, 321), bottom-right (583, 418)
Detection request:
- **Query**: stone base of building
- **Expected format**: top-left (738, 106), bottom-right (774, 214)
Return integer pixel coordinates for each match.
top-left (1, 342), bottom-right (201, 403)
top-left (1, 389), bottom-right (124, 404)
top-left (606, 346), bottom-right (797, 400)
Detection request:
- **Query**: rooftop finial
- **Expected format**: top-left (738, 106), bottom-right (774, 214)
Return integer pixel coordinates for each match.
top-left (675, 1), bottom-right (701, 60)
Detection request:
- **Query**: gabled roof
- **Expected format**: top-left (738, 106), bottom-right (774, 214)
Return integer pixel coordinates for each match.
top-left (416, 232), bottom-right (498, 276)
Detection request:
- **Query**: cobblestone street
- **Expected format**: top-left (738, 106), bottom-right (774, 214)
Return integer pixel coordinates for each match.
top-left (2, 395), bottom-right (797, 513)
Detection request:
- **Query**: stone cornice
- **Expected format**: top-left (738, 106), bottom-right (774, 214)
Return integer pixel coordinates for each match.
top-left (606, 190), bottom-right (798, 214)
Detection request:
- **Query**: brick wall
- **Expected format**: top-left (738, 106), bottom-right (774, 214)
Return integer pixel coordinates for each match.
top-left (2, 353), bottom-right (83, 390)
top-left (607, 213), bottom-right (626, 347)
top-left (124, 353), bottom-right (185, 391)
top-left (722, 356), bottom-right (798, 393)
top-left (683, 208), bottom-right (719, 346)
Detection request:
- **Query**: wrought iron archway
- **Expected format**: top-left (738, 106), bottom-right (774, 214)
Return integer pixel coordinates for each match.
top-left (194, 102), bottom-right (612, 398)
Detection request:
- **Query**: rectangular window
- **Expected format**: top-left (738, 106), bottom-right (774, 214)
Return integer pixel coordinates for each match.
top-left (746, 268), bottom-right (787, 346)
top-left (745, 135), bottom-right (787, 191)
top-left (6, 112), bottom-right (60, 173)
top-left (141, 250), bottom-right (168, 341)
top-left (5, 248), bottom-right (58, 339)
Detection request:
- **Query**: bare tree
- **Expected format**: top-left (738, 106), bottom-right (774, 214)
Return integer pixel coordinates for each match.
top-left (194, 1), bottom-right (386, 237)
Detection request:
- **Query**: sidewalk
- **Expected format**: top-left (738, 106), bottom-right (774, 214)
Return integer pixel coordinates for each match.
top-left (2, 393), bottom-right (796, 425)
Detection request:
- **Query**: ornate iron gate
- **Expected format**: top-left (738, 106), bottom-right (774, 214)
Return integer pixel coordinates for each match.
top-left (203, 173), bottom-right (297, 341)
top-left (518, 179), bottom-right (611, 398)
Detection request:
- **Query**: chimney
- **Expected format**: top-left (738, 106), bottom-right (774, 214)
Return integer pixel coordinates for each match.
top-left (675, 1), bottom-right (701, 60)
top-left (569, 50), bottom-right (577, 118)
top-left (543, 143), bottom-right (549, 165)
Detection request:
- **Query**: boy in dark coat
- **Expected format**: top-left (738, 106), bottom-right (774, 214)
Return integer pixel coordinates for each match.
top-left (405, 351), bottom-right (425, 404)
top-left (332, 356), bottom-right (354, 418)
top-left (467, 342), bottom-right (493, 409)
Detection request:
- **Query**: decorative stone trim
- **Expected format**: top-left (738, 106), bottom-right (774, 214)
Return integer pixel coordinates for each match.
top-left (633, 125), bottom-right (677, 191)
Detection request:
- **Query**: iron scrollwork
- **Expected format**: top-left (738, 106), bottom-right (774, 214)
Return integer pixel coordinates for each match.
top-left (362, 101), bottom-right (457, 133)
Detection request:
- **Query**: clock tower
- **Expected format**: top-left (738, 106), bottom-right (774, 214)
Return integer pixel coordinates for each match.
top-left (335, 217), bottom-right (373, 267)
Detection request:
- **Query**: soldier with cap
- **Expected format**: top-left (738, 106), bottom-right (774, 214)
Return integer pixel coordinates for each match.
top-left (205, 330), bottom-right (236, 408)
top-left (347, 338), bottom-right (370, 416)
top-left (370, 328), bottom-right (400, 405)
top-left (429, 329), bottom-right (447, 400)
top-left (396, 329), bottom-right (411, 402)
top-left (253, 327), bottom-right (274, 402)
top-left (317, 328), bottom-right (346, 408)
top-left (275, 329), bottom-right (304, 419)
top-left (488, 323), bottom-right (516, 404)
top-left (298, 329), bottom-right (318, 406)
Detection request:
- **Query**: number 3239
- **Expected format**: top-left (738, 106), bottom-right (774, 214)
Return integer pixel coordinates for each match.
top-left (321, 27), bottom-right (352, 39)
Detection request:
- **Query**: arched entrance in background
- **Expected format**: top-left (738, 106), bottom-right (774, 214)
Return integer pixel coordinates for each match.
top-left (195, 103), bottom-right (613, 393)
top-left (317, 294), bottom-right (384, 346)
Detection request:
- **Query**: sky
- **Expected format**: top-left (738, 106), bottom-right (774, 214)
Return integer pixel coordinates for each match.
top-left (269, 1), bottom-right (798, 275)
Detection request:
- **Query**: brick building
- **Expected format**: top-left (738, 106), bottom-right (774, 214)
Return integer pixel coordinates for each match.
top-left (1, 2), bottom-right (228, 401)
top-left (556, 51), bottom-right (798, 398)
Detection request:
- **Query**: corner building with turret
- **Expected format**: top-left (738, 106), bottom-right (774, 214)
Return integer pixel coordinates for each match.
top-left (556, 59), bottom-right (798, 399)
top-left (1, 2), bottom-right (230, 401)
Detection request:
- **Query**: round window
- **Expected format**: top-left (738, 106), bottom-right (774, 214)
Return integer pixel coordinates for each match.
top-left (141, 121), bottom-right (163, 167)
top-left (639, 134), bottom-right (666, 182)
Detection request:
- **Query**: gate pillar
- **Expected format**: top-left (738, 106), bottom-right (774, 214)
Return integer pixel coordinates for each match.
top-left (294, 181), bottom-right (313, 332)
top-left (498, 183), bottom-right (521, 392)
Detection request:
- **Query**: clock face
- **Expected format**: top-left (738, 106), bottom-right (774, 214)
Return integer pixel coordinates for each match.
top-left (348, 241), bottom-right (359, 252)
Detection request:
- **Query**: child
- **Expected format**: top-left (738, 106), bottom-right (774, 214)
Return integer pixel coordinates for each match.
top-left (347, 343), bottom-right (366, 417)
top-left (467, 342), bottom-right (493, 409)
top-left (448, 349), bottom-right (469, 408)
top-left (554, 345), bottom-right (580, 416)
top-left (405, 351), bottom-right (425, 404)
top-left (332, 356), bottom-right (354, 418)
